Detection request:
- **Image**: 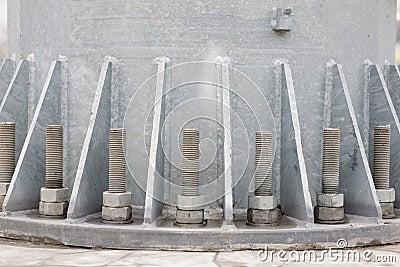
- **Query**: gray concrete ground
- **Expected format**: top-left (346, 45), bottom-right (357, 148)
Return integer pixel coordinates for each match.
top-left (0, 238), bottom-right (400, 266)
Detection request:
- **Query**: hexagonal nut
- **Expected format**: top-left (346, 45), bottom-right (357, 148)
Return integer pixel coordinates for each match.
top-left (376, 188), bottom-right (395, 203)
top-left (102, 206), bottom-right (132, 222)
top-left (247, 208), bottom-right (280, 225)
top-left (103, 191), bottom-right (132, 208)
top-left (0, 183), bottom-right (10, 195)
top-left (176, 209), bottom-right (204, 224)
top-left (177, 195), bottom-right (205, 211)
top-left (380, 202), bottom-right (396, 219)
top-left (40, 187), bottom-right (68, 202)
top-left (39, 201), bottom-right (68, 216)
top-left (248, 195), bottom-right (277, 210)
top-left (314, 206), bottom-right (344, 222)
top-left (0, 195), bottom-right (5, 208)
top-left (317, 193), bottom-right (344, 208)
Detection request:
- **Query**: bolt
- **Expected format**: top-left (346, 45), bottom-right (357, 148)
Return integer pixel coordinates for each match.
top-left (45, 125), bottom-right (63, 189)
top-left (181, 129), bottom-right (200, 197)
top-left (109, 128), bottom-right (126, 193)
top-left (0, 122), bottom-right (15, 184)
top-left (254, 131), bottom-right (273, 197)
top-left (321, 128), bottom-right (340, 194)
top-left (284, 7), bottom-right (292, 15)
top-left (373, 125), bottom-right (390, 190)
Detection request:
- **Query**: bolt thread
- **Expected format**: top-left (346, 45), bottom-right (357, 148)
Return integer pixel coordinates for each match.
top-left (322, 128), bottom-right (340, 194)
top-left (45, 125), bottom-right (63, 189)
top-left (0, 122), bottom-right (15, 183)
top-left (109, 128), bottom-right (126, 193)
top-left (373, 125), bottom-right (390, 190)
top-left (182, 129), bottom-right (200, 197)
top-left (254, 131), bottom-right (273, 196)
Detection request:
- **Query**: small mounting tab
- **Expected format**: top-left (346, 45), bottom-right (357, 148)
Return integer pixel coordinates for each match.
top-left (271, 7), bottom-right (293, 31)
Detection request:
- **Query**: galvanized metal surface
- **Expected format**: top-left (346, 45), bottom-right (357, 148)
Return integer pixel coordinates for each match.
top-left (3, 60), bottom-right (64, 212)
top-left (324, 62), bottom-right (381, 218)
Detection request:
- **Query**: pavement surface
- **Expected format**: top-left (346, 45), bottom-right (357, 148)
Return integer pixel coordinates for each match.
top-left (1, 238), bottom-right (400, 266)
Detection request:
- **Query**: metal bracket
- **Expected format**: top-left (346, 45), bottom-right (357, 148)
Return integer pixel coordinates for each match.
top-left (271, 7), bottom-right (293, 31)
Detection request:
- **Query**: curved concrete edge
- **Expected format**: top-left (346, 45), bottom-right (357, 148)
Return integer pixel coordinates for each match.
top-left (0, 212), bottom-right (398, 251)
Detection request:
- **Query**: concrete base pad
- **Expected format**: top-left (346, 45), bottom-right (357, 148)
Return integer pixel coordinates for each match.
top-left (380, 202), bottom-right (396, 219)
top-left (0, 212), bottom-right (398, 250)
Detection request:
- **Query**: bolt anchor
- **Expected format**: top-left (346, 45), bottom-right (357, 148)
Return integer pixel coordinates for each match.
top-left (247, 131), bottom-right (280, 226)
top-left (373, 125), bottom-right (396, 219)
top-left (315, 128), bottom-right (345, 224)
top-left (175, 129), bottom-right (206, 226)
top-left (39, 125), bottom-right (68, 217)
top-left (102, 128), bottom-right (133, 224)
top-left (0, 122), bottom-right (15, 208)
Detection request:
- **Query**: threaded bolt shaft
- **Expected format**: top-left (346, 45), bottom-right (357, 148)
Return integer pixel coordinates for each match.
top-left (181, 129), bottom-right (200, 197)
top-left (45, 125), bottom-right (63, 189)
top-left (0, 122), bottom-right (15, 184)
top-left (373, 125), bottom-right (390, 190)
top-left (109, 128), bottom-right (126, 193)
top-left (322, 128), bottom-right (340, 194)
top-left (254, 131), bottom-right (273, 196)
